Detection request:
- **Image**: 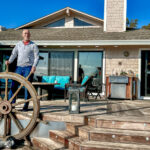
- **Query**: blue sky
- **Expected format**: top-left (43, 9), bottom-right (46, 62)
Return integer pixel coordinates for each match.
top-left (0, 0), bottom-right (150, 29)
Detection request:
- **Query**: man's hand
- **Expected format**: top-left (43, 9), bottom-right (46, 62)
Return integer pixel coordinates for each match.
top-left (5, 61), bottom-right (10, 65)
top-left (31, 66), bottom-right (36, 73)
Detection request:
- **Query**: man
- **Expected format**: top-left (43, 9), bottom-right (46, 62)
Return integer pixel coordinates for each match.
top-left (5, 29), bottom-right (39, 111)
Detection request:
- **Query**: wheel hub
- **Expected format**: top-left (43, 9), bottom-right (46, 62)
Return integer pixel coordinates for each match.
top-left (0, 101), bottom-right (12, 115)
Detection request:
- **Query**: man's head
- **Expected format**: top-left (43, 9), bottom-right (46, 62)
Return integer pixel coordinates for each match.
top-left (22, 29), bottom-right (30, 41)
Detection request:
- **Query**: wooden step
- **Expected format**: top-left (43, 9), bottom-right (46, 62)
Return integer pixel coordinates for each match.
top-left (88, 115), bottom-right (150, 131)
top-left (69, 137), bottom-right (150, 150)
top-left (66, 122), bottom-right (84, 135)
top-left (32, 137), bottom-right (66, 150)
top-left (78, 126), bottom-right (150, 145)
top-left (49, 130), bottom-right (75, 148)
top-left (42, 113), bottom-right (86, 124)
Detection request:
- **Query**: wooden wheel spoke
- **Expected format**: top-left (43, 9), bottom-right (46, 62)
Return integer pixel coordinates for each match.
top-left (9, 84), bottom-right (23, 103)
top-left (12, 109), bottom-right (33, 120)
top-left (3, 114), bottom-right (7, 137)
top-left (0, 113), bottom-right (2, 121)
top-left (12, 97), bottom-right (34, 107)
top-left (0, 96), bottom-right (2, 102)
top-left (4, 78), bottom-right (8, 101)
top-left (26, 72), bottom-right (32, 81)
top-left (12, 94), bottom-right (48, 107)
top-left (9, 113), bottom-right (23, 132)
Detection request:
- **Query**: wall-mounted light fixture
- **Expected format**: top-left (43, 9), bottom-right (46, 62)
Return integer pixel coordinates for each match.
top-left (123, 51), bottom-right (129, 57)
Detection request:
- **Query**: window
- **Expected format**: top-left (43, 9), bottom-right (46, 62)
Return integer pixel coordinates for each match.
top-left (35, 51), bottom-right (74, 78)
top-left (35, 52), bottom-right (49, 76)
top-left (50, 52), bottom-right (74, 77)
top-left (74, 18), bottom-right (93, 26)
top-left (1, 54), bottom-right (9, 72)
top-left (44, 18), bottom-right (65, 27)
top-left (0, 50), bottom-right (16, 95)
top-left (78, 51), bottom-right (103, 83)
top-left (0, 50), bottom-right (15, 72)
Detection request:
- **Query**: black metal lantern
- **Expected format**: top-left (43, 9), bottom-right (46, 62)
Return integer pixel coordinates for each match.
top-left (68, 88), bottom-right (80, 114)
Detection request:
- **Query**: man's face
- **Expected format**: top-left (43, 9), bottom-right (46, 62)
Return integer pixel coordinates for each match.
top-left (22, 30), bottom-right (30, 41)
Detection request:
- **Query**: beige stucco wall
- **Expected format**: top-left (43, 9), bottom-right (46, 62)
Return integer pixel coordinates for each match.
top-left (105, 47), bottom-right (139, 76)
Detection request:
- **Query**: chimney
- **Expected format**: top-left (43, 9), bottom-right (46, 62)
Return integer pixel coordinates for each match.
top-left (104, 0), bottom-right (127, 32)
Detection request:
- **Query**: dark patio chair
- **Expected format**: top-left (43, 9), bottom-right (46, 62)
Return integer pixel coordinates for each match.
top-left (87, 78), bottom-right (102, 100)
top-left (65, 75), bottom-right (93, 101)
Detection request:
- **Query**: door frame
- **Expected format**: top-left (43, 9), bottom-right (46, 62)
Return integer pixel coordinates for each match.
top-left (139, 48), bottom-right (150, 100)
top-left (76, 49), bottom-right (105, 96)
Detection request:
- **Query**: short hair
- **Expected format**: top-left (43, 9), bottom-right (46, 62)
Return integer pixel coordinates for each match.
top-left (22, 29), bottom-right (30, 33)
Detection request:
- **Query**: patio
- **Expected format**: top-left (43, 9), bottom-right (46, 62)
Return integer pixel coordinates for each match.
top-left (17, 97), bottom-right (150, 123)
top-left (3, 97), bottom-right (150, 149)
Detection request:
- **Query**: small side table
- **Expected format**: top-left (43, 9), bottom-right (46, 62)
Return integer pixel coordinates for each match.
top-left (32, 82), bottom-right (60, 100)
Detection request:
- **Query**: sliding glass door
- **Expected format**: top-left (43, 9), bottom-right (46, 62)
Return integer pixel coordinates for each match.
top-left (50, 51), bottom-right (74, 76)
top-left (141, 51), bottom-right (150, 96)
top-left (35, 51), bottom-right (74, 78)
top-left (78, 51), bottom-right (103, 83)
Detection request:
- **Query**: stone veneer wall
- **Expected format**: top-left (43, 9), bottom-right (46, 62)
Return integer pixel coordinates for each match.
top-left (104, 0), bottom-right (126, 32)
top-left (105, 47), bottom-right (139, 76)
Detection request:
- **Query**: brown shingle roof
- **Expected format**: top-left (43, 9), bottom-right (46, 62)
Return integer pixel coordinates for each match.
top-left (0, 28), bottom-right (150, 41)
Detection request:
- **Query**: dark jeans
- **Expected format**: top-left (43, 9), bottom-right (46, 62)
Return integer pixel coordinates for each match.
top-left (8, 66), bottom-right (33, 109)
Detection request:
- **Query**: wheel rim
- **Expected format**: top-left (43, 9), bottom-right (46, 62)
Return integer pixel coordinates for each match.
top-left (0, 72), bottom-right (40, 140)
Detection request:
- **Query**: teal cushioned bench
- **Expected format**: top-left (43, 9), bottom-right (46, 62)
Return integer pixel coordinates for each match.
top-left (42, 76), bottom-right (71, 90)
top-left (42, 76), bottom-right (56, 83)
top-left (55, 76), bottom-right (70, 90)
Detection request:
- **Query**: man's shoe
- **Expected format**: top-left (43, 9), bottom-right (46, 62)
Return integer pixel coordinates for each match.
top-left (22, 107), bottom-right (28, 112)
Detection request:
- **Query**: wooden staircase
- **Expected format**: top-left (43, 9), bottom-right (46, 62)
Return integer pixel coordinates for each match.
top-left (32, 115), bottom-right (150, 150)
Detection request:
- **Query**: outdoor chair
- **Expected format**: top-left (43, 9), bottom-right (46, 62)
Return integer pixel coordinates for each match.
top-left (87, 78), bottom-right (102, 100)
top-left (65, 75), bottom-right (93, 101)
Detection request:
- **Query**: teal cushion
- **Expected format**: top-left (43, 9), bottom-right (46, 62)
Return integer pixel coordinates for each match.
top-left (55, 76), bottom-right (70, 90)
top-left (0, 79), bottom-right (12, 83)
top-left (42, 76), bottom-right (56, 83)
top-left (0, 79), bottom-right (12, 88)
top-left (0, 79), bottom-right (5, 83)
top-left (81, 76), bottom-right (89, 86)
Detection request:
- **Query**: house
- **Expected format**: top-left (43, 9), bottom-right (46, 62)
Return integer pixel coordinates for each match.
top-left (0, 0), bottom-right (150, 99)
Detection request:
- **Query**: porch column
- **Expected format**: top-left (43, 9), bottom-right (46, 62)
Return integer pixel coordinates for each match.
top-left (74, 50), bottom-right (78, 82)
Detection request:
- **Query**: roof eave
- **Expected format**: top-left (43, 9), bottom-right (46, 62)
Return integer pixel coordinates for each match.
top-left (1, 40), bottom-right (150, 46)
